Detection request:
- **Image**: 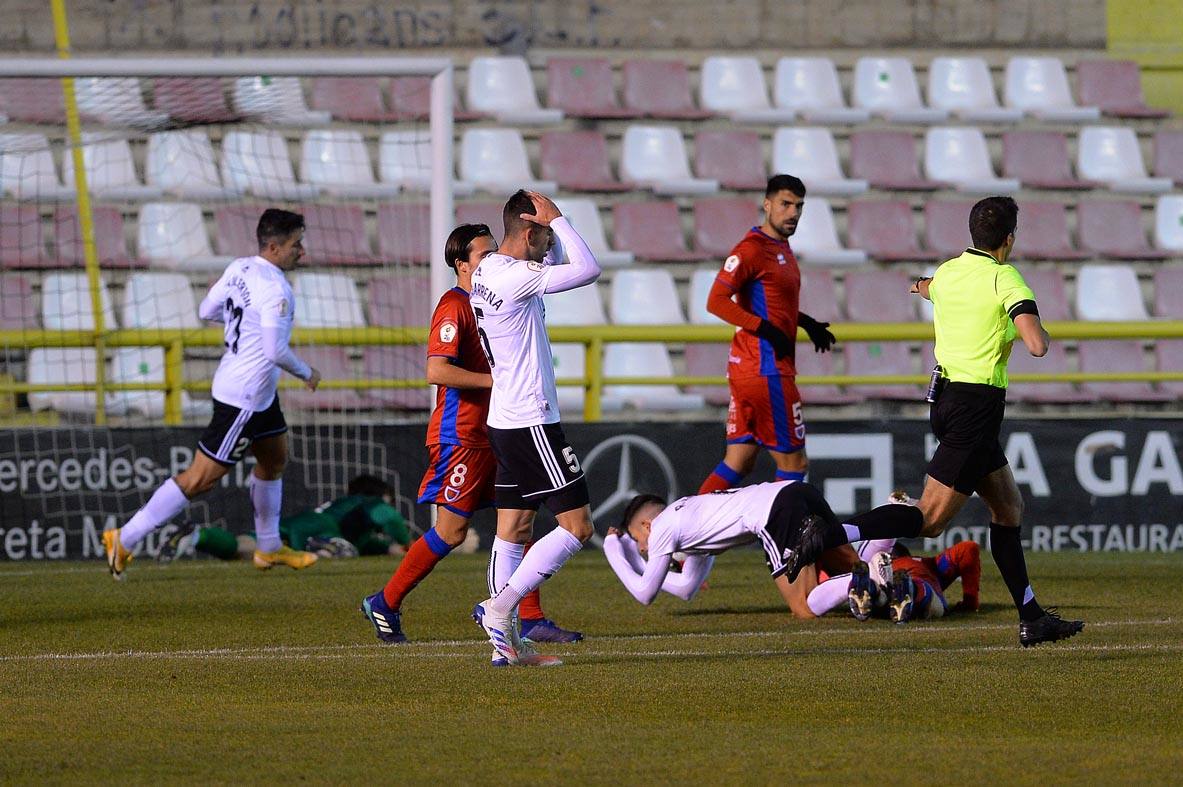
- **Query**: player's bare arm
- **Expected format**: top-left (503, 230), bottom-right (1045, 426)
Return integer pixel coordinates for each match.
top-left (425, 356), bottom-right (492, 389)
top-left (1013, 313), bottom-right (1049, 357)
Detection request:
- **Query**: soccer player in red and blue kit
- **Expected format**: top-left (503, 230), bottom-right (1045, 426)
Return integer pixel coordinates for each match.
top-left (361, 224), bottom-right (581, 650)
top-left (699, 174), bottom-right (836, 494)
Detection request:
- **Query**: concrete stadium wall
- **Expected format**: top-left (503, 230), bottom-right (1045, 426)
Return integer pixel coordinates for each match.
top-left (0, 0), bottom-right (1105, 54)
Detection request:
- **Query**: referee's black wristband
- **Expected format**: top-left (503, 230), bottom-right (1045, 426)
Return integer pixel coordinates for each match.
top-left (1008, 300), bottom-right (1039, 320)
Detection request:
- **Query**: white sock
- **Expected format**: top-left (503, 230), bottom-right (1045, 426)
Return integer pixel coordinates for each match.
top-left (842, 523), bottom-right (861, 542)
top-left (491, 527), bottom-right (582, 615)
top-left (488, 536), bottom-right (525, 597)
top-left (806, 572), bottom-right (853, 616)
top-left (855, 538), bottom-right (896, 561)
top-left (120, 479), bottom-right (189, 550)
top-left (250, 476), bottom-right (283, 552)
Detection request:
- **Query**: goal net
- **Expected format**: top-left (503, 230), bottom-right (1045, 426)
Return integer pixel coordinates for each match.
top-left (0, 57), bottom-right (454, 561)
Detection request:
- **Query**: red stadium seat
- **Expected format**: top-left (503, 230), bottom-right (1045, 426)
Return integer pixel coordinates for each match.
top-left (1002, 131), bottom-right (1094, 190)
top-left (847, 201), bottom-right (938, 262)
top-left (546, 58), bottom-right (635, 118)
top-left (0, 206), bottom-right (53, 269)
top-left (53, 206), bottom-right (138, 269)
top-left (622, 59), bottom-right (712, 119)
top-left (848, 130), bottom-right (939, 191)
top-left (844, 342), bottom-right (919, 400)
top-left (376, 203), bottom-right (430, 265)
top-left (0, 274), bottom-right (37, 329)
top-left (796, 348), bottom-right (863, 405)
top-left (388, 76), bottom-right (482, 122)
top-left (153, 77), bottom-right (238, 123)
top-left (1020, 268), bottom-right (1072, 321)
top-left (844, 270), bottom-right (918, 323)
top-left (1076, 200), bottom-right (1171, 260)
top-left (1076, 60), bottom-right (1170, 119)
top-left (1009, 202), bottom-right (1089, 261)
top-left (539, 131), bottom-right (632, 193)
top-left (683, 343), bottom-right (731, 406)
top-left (693, 197), bottom-right (758, 258)
top-left (1155, 340), bottom-right (1183, 396)
top-left (309, 77), bottom-right (400, 122)
top-left (694, 130), bottom-right (767, 191)
top-left (301, 205), bottom-right (378, 266)
top-left (366, 274), bottom-right (430, 327)
top-left (284, 347), bottom-right (364, 410)
top-left (212, 204), bottom-right (265, 258)
top-left (800, 268), bottom-right (841, 322)
top-left (0, 78), bottom-right (66, 124)
top-left (1153, 267), bottom-right (1183, 318)
top-left (364, 346), bottom-right (432, 410)
top-left (612, 201), bottom-right (701, 262)
top-left (1152, 131), bottom-right (1183, 186)
top-left (1080, 340), bottom-right (1173, 402)
top-left (1006, 343), bottom-right (1095, 403)
top-left (923, 201), bottom-right (976, 260)
top-left (455, 202), bottom-right (503, 239)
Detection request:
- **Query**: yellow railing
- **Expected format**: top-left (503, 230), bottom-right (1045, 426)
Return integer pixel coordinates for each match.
top-left (3, 321), bottom-right (1183, 424)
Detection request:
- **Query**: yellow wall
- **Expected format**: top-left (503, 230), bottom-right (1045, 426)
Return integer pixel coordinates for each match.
top-left (1108, 0), bottom-right (1183, 114)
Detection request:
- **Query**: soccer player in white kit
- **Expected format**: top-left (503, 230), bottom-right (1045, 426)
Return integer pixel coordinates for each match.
top-left (469, 190), bottom-right (601, 666)
top-left (102, 209), bottom-right (322, 579)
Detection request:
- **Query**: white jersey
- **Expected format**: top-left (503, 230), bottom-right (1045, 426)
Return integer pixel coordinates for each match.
top-left (645, 481), bottom-right (793, 559)
top-left (469, 216), bottom-right (600, 429)
top-left (203, 256), bottom-right (299, 411)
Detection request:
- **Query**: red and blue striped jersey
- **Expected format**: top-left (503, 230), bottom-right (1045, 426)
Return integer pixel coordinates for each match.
top-left (425, 287), bottom-right (490, 448)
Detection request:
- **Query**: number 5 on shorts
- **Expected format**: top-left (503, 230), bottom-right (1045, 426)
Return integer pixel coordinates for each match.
top-left (562, 446), bottom-right (580, 474)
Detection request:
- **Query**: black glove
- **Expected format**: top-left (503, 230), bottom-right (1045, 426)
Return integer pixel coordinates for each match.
top-left (755, 319), bottom-right (794, 360)
top-left (798, 313), bottom-right (836, 353)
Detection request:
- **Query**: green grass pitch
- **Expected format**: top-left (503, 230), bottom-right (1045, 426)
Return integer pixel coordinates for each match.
top-left (2, 551), bottom-right (1181, 783)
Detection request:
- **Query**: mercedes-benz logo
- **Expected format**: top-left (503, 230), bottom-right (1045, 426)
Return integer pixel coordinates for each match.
top-left (581, 434), bottom-right (678, 548)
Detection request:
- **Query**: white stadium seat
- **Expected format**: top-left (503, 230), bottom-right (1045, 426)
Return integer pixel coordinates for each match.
top-left (121, 272), bottom-right (201, 330)
top-left (551, 342), bottom-right (590, 414)
top-left (62, 134), bottom-right (163, 201)
top-left (137, 203), bottom-right (226, 272)
top-left (1004, 57), bottom-right (1101, 122)
top-left (609, 269), bottom-right (684, 325)
top-left (853, 57), bottom-right (948, 123)
top-left (1077, 127), bottom-right (1173, 193)
top-left (689, 268), bottom-right (723, 325)
top-left (110, 347), bottom-right (211, 419)
top-left (233, 76), bottom-right (331, 126)
top-left (146, 130), bottom-right (240, 201)
top-left (1154, 195), bottom-right (1183, 252)
top-left (553, 199), bottom-right (634, 267)
top-left (924, 127), bottom-right (1020, 193)
top-left (602, 343), bottom-right (705, 412)
top-left (0, 133), bottom-right (74, 200)
top-left (544, 281), bottom-right (608, 326)
top-left (459, 129), bottom-right (556, 195)
top-left (41, 272), bottom-right (116, 331)
top-left (620, 125), bottom-right (718, 195)
top-left (73, 78), bottom-right (169, 128)
top-left (379, 130), bottom-right (474, 195)
top-left (771, 127), bottom-right (868, 196)
top-left (465, 56), bottom-right (563, 124)
top-left (927, 57), bottom-right (1022, 123)
top-left (699, 56), bottom-right (796, 123)
top-left (792, 198), bottom-right (868, 266)
top-left (220, 130), bottom-right (320, 200)
top-left (300, 130), bottom-right (400, 199)
top-left (1075, 264), bottom-right (1148, 321)
top-left (27, 348), bottom-right (126, 416)
top-left (774, 57), bottom-right (870, 124)
top-left (292, 272), bottom-right (365, 328)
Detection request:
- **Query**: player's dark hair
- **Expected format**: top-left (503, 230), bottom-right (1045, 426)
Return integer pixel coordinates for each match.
top-left (501, 189), bottom-right (535, 239)
top-left (891, 541), bottom-right (912, 559)
top-left (256, 208), bottom-right (305, 249)
top-left (348, 474), bottom-right (394, 498)
top-left (968, 196), bottom-right (1019, 252)
top-left (765, 174), bottom-right (806, 199)
top-left (618, 493), bottom-right (667, 536)
top-left (444, 223), bottom-right (493, 270)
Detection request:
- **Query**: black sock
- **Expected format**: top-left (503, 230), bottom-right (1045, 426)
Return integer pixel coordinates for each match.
top-left (989, 523), bottom-right (1044, 622)
top-left (837, 504), bottom-right (924, 547)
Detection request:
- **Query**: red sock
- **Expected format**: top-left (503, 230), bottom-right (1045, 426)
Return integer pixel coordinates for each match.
top-left (382, 528), bottom-right (451, 610)
top-left (517, 540), bottom-right (546, 620)
top-left (699, 461), bottom-right (743, 494)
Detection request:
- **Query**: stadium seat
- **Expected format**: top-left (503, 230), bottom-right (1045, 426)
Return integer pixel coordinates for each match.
top-left (220, 130), bottom-right (320, 200)
top-left (1002, 131), bottom-right (1093, 190)
top-left (1154, 196), bottom-right (1183, 253)
top-left (612, 201), bottom-right (701, 262)
top-left (109, 346), bottom-right (212, 419)
top-left (54, 206), bottom-right (137, 269)
top-left (848, 130), bottom-right (938, 191)
top-left (551, 342), bottom-right (591, 414)
top-left (0, 205), bottom-right (52, 269)
top-left (927, 57), bottom-right (1022, 123)
top-left (292, 272), bottom-right (365, 327)
top-left (622, 59), bottom-right (712, 119)
top-left (1009, 202), bottom-right (1088, 261)
top-left (213, 204), bottom-right (266, 258)
top-left (72, 78), bottom-right (169, 128)
top-left (455, 202), bottom-right (503, 238)
top-left (1076, 60), bottom-right (1170, 119)
top-left (376, 203), bottom-right (431, 266)
top-left (844, 342), bottom-right (920, 400)
top-left (1075, 264), bottom-right (1148, 320)
top-left (284, 346), bottom-right (363, 410)
top-left (1020, 268), bottom-right (1073, 321)
top-left (0, 133), bottom-right (74, 201)
top-left (137, 203), bottom-right (226, 271)
top-left (1152, 131), bottom-right (1183, 185)
top-left (0, 274), bottom-right (36, 329)
top-left (121, 272), bottom-right (200, 330)
top-left (620, 125), bottom-right (719, 195)
top-left (1080, 340), bottom-right (1172, 402)
top-left (694, 130), bottom-right (767, 191)
top-left (609, 269), bottom-right (684, 325)
top-left (792, 198), bottom-right (867, 266)
top-left (693, 197), bottom-right (758, 258)
top-left (385, 77), bottom-right (430, 121)
top-left (232, 76), bottom-right (331, 126)
top-left (553, 199), bottom-right (634, 267)
top-left (0, 78), bottom-right (66, 124)
top-left (1077, 127), bottom-right (1173, 193)
top-left (800, 268), bottom-right (842, 323)
top-left (700, 57), bottom-right (795, 123)
top-left (1077, 200), bottom-right (1170, 260)
top-left (853, 57), bottom-right (948, 123)
top-left (363, 346), bottom-right (431, 411)
top-left (459, 128), bottom-right (556, 195)
top-left (300, 130), bottom-right (400, 199)
top-left (152, 77), bottom-right (239, 123)
top-left (924, 127), bottom-right (1019, 194)
top-left (544, 281), bottom-right (608, 326)
top-left (1003, 57), bottom-right (1100, 121)
top-left (546, 57), bottom-right (635, 118)
top-left (797, 348), bottom-right (862, 405)
top-left (683, 343), bottom-right (731, 406)
top-left (602, 343), bottom-right (705, 412)
top-left (687, 268), bottom-right (723, 325)
top-left (847, 201), bottom-right (937, 262)
top-left (61, 134), bottom-right (163, 202)
top-left (773, 57), bottom-right (870, 124)
top-left (465, 56), bottom-right (562, 124)
top-left (146, 130), bottom-right (240, 201)
top-left (923, 201), bottom-right (975, 259)
top-left (998, 342), bottom-right (1092, 403)
top-left (771, 127), bottom-right (867, 197)
top-left (1153, 267), bottom-right (1183, 318)
top-left (379, 130), bottom-right (475, 196)
top-left (366, 274), bottom-right (430, 327)
top-left (301, 205), bottom-right (378, 266)
top-left (540, 131), bottom-right (632, 193)
top-left (846, 270), bottom-right (917, 323)
top-left (27, 348), bottom-right (126, 416)
top-left (1155, 341), bottom-right (1183, 396)
top-left (40, 272), bottom-right (116, 330)
top-left (309, 77), bottom-right (400, 122)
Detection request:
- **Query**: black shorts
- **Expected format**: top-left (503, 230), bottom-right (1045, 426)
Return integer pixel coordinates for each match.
top-left (760, 482), bottom-right (839, 578)
top-left (487, 422), bottom-right (590, 514)
top-left (927, 382), bottom-right (1008, 495)
top-left (197, 395), bottom-right (288, 467)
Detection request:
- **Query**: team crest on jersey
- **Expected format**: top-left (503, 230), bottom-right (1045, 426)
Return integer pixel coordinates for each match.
top-left (527, 260), bottom-right (546, 272)
top-left (723, 255), bottom-right (740, 272)
top-left (444, 486), bottom-right (461, 503)
top-left (278, 298), bottom-right (288, 316)
top-left (439, 322), bottom-right (457, 343)
top-left (777, 253), bottom-right (786, 265)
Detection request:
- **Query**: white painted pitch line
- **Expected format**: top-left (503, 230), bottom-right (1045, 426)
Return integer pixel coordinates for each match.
top-left (0, 618), bottom-right (1173, 664)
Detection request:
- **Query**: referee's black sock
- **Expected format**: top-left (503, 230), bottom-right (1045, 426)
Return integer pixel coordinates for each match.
top-left (989, 523), bottom-right (1044, 622)
top-left (830, 504), bottom-right (924, 549)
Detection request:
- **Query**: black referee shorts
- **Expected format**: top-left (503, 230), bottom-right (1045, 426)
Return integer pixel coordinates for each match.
top-left (926, 382), bottom-right (1008, 495)
top-left (197, 394), bottom-right (288, 467)
top-left (487, 422), bottom-right (590, 515)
